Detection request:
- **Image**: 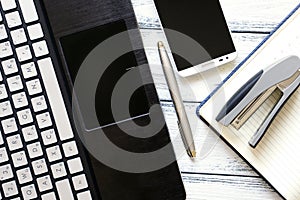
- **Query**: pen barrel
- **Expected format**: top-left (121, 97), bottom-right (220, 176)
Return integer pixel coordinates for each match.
top-left (158, 44), bottom-right (196, 154)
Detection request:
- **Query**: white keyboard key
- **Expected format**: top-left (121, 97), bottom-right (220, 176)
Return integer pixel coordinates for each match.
top-left (16, 167), bottom-right (33, 184)
top-left (56, 179), bottom-right (74, 200)
top-left (27, 142), bottom-right (43, 159)
top-left (31, 95), bottom-right (47, 112)
top-left (67, 157), bottom-right (83, 174)
top-left (16, 45), bottom-right (32, 62)
top-left (21, 62), bottom-right (37, 79)
top-left (0, 12), bottom-right (2, 22)
top-left (32, 158), bottom-right (48, 175)
top-left (0, 71), bottom-right (3, 81)
top-left (0, 132), bottom-right (3, 145)
top-left (22, 125), bottom-right (38, 142)
top-left (7, 75), bottom-right (23, 92)
top-left (0, 24), bottom-right (8, 40)
top-left (12, 92), bottom-right (28, 108)
top-left (37, 175), bottom-right (53, 192)
top-left (32, 40), bottom-right (49, 57)
top-left (0, 147), bottom-right (8, 163)
top-left (2, 180), bottom-right (18, 197)
top-left (0, 0), bottom-right (17, 11)
top-left (17, 108), bottom-right (33, 125)
top-left (38, 58), bottom-right (74, 141)
top-left (11, 28), bottom-right (27, 45)
top-left (27, 23), bottom-right (44, 40)
top-left (5, 11), bottom-right (21, 28)
top-left (36, 112), bottom-right (52, 129)
top-left (21, 184), bottom-right (37, 199)
top-left (51, 162), bottom-right (67, 179)
top-left (26, 79), bottom-right (42, 95)
top-left (0, 164), bottom-right (13, 181)
top-left (2, 58), bottom-right (18, 75)
top-left (41, 129), bottom-right (57, 146)
top-left (0, 84), bottom-right (7, 100)
top-left (19, 0), bottom-right (39, 23)
top-left (72, 174), bottom-right (88, 191)
top-left (7, 134), bottom-right (23, 151)
top-left (77, 191), bottom-right (92, 200)
top-left (11, 151), bottom-right (27, 167)
top-left (0, 101), bottom-right (13, 117)
top-left (2, 117), bottom-right (18, 134)
top-left (63, 141), bottom-right (78, 157)
top-left (46, 145), bottom-right (62, 162)
top-left (41, 192), bottom-right (56, 200)
top-left (0, 41), bottom-right (13, 58)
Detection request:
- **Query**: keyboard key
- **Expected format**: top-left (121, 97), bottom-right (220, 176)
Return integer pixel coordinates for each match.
top-left (46, 145), bottom-right (62, 162)
top-left (22, 125), bottom-right (38, 142)
top-left (7, 75), bottom-right (23, 92)
top-left (27, 142), bottom-right (43, 159)
top-left (72, 174), bottom-right (88, 191)
top-left (0, 0), bottom-right (17, 11)
top-left (31, 95), bottom-right (47, 112)
top-left (41, 129), bottom-right (57, 146)
top-left (16, 167), bottom-right (33, 184)
top-left (21, 62), bottom-right (37, 79)
top-left (36, 112), bottom-right (52, 129)
top-left (67, 157), bottom-right (83, 174)
top-left (16, 45), bottom-right (32, 62)
top-left (5, 11), bottom-right (22, 28)
top-left (0, 101), bottom-right (13, 117)
top-left (0, 164), bottom-right (13, 181)
top-left (56, 179), bottom-right (74, 200)
top-left (12, 92), bottom-right (28, 108)
top-left (37, 175), bottom-right (52, 192)
top-left (0, 84), bottom-right (8, 100)
top-left (77, 191), bottom-right (92, 200)
top-left (19, 0), bottom-right (39, 23)
top-left (26, 79), bottom-right (42, 95)
top-left (51, 162), bottom-right (67, 179)
top-left (21, 184), bottom-right (37, 199)
top-left (27, 23), bottom-right (44, 40)
top-left (11, 28), bottom-right (27, 45)
top-left (2, 117), bottom-right (18, 134)
top-left (0, 24), bottom-right (8, 40)
top-left (0, 147), bottom-right (8, 163)
top-left (7, 134), bottom-right (23, 151)
top-left (2, 58), bottom-right (18, 75)
top-left (38, 58), bottom-right (74, 141)
top-left (17, 108), bottom-right (33, 125)
top-left (32, 158), bottom-right (48, 175)
top-left (11, 150), bottom-right (27, 167)
top-left (62, 141), bottom-right (78, 157)
top-left (32, 40), bottom-right (49, 57)
top-left (0, 41), bottom-right (13, 58)
top-left (2, 180), bottom-right (18, 197)
top-left (0, 132), bottom-right (3, 145)
top-left (41, 192), bottom-right (56, 200)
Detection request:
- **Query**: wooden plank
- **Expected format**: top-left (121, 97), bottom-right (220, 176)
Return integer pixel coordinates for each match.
top-left (162, 102), bottom-right (256, 176)
top-left (182, 173), bottom-right (281, 200)
top-left (141, 30), bottom-right (267, 101)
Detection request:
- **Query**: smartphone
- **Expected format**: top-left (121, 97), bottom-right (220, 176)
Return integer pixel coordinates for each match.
top-left (153, 0), bottom-right (237, 76)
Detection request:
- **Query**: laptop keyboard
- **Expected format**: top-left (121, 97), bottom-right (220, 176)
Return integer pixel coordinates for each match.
top-left (0, 0), bottom-right (92, 199)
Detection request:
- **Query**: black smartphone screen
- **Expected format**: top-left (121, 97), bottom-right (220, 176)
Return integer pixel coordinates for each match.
top-left (153, 0), bottom-right (236, 71)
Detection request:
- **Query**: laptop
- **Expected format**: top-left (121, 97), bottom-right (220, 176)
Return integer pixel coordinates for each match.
top-left (0, 0), bottom-right (186, 199)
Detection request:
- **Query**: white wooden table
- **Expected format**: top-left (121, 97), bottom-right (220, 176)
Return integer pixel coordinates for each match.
top-left (132, 0), bottom-right (300, 199)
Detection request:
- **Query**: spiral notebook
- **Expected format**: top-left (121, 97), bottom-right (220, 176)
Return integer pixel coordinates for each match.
top-left (198, 3), bottom-right (300, 200)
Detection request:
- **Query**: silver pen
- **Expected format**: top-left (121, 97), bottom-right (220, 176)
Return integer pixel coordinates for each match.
top-left (158, 41), bottom-right (196, 158)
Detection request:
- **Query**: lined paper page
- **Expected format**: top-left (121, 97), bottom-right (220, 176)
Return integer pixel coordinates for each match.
top-left (200, 5), bottom-right (300, 200)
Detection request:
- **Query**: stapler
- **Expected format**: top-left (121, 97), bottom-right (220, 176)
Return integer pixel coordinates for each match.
top-left (216, 56), bottom-right (300, 147)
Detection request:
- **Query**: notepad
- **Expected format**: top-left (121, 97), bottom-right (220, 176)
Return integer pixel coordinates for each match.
top-left (198, 4), bottom-right (300, 200)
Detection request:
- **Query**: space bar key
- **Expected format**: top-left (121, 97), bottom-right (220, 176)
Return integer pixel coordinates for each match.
top-left (38, 58), bottom-right (74, 141)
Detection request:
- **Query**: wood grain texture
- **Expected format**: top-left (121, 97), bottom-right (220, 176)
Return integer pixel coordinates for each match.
top-left (131, 0), bottom-right (299, 199)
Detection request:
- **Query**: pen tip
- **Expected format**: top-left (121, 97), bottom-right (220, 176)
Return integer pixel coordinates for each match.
top-left (187, 150), bottom-right (196, 158)
top-left (158, 41), bottom-right (164, 48)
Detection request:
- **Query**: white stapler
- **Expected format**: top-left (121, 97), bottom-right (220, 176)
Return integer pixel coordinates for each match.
top-left (216, 56), bottom-right (300, 147)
